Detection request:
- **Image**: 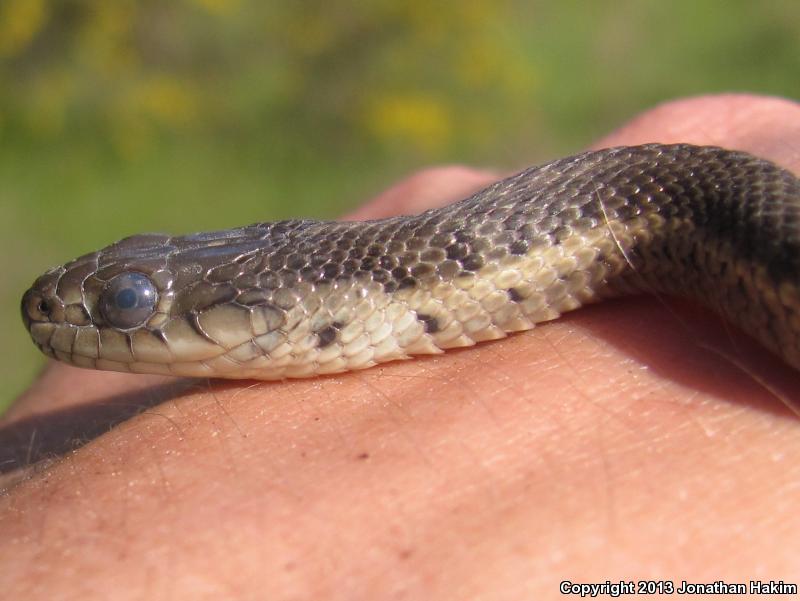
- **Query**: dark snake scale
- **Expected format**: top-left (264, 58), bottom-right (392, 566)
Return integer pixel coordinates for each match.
top-left (21, 144), bottom-right (800, 378)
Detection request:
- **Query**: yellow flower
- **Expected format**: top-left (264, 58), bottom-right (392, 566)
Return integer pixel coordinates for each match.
top-left (134, 76), bottom-right (198, 126)
top-left (365, 93), bottom-right (452, 154)
top-left (190, 0), bottom-right (240, 16)
top-left (0, 0), bottom-right (47, 58)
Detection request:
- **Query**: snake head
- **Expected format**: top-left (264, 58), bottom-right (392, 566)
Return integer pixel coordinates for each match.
top-left (21, 234), bottom-right (174, 373)
top-left (20, 227), bottom-right (303, 378)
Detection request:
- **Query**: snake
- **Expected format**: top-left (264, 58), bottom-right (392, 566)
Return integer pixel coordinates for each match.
top-left (21, 144), bottom-right (800, 379)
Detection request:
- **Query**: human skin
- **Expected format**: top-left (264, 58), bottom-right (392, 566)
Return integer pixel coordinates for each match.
top-left (2, 95), bottom-right (800, 600)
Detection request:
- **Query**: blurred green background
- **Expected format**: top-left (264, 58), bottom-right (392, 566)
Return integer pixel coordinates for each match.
top-left (1, 0), bottom-right (798, 412)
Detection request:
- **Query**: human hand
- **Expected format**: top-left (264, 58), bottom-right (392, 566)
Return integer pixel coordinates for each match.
top-left (2, 94), bottom-right (800, 600)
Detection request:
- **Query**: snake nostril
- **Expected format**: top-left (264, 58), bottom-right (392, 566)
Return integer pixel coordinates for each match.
top-left (21, 290), bottom-right (55, 325)
top-left (37, 299), bottom-right (51, 315)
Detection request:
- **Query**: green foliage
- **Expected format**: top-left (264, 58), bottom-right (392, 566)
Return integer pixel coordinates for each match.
top-left (1, 1), bottom-right (799, 411)
top-left (0, 0), bottom-right (537, 158)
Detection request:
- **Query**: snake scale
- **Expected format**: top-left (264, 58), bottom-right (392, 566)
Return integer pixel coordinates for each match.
top-left (21, 144), bottom-right (800, 379)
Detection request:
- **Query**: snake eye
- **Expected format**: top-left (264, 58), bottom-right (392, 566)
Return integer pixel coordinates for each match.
top-left (99, 272), bottom-right (158, 329)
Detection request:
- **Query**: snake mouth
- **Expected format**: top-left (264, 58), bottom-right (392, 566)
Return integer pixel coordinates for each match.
top-left (27, 321), bottom-right (78, 363)
top-left (23, 319), bottom-right (273, 378)
top-left (27, 326), bottom-right (55, 359)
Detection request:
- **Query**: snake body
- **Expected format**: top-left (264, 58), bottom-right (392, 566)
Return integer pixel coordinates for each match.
top-left (21, 144), bottom-right (800, 378)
